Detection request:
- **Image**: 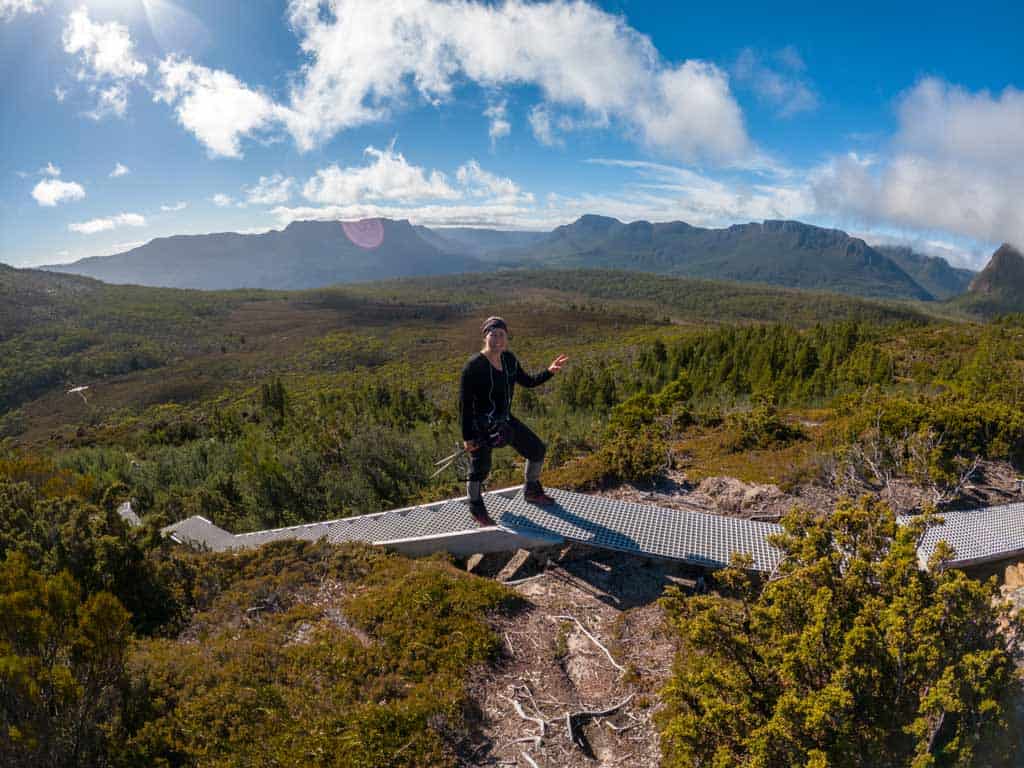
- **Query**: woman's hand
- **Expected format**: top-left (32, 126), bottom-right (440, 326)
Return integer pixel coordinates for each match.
top-left (463, 440), bottom-right (480, 452)
top-left (548, 353), bottom-right (569, 373)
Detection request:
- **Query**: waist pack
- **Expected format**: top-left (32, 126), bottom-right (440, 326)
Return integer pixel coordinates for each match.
top-left (479, 417), bottom-right (512, 448)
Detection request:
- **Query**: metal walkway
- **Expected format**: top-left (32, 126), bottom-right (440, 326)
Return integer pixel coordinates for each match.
top-left (164, 487), bottom-right (784, 572)
top-left (162, 488), bottom-right (1024, 573)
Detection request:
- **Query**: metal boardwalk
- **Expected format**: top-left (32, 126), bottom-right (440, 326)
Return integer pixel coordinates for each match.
top-left (163, 488), bottom-right (1024, 573)
top-left (165, 487), bottom-right (784, 571)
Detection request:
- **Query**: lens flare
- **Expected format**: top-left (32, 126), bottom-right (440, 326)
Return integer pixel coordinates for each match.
top-left (341, 218), bottom-right (384, 249)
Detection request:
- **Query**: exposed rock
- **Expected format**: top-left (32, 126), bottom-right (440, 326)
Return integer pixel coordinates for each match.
top-left (497, 548), bottom-right (541, 582)
top-left (691, 476), bottom-right (791, 518)
top-left (465, 551), bottom-right (510, 578)
top-left (1006, 563), bottom-right (1024, 590)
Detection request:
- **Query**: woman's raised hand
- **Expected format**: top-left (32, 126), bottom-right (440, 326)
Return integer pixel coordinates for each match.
top-left (548, 353), bottom-right (569, 373)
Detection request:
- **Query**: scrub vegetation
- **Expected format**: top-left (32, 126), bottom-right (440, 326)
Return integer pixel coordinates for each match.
top-left (2, 267), bottom-right (1023, 765)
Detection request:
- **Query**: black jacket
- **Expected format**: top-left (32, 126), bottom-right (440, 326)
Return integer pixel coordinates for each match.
top-left (459, 351), bottom-right (552, 440)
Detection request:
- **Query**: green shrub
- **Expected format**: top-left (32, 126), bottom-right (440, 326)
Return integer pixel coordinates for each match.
top-left (658, 498), bottom-right (1021, 767)
top-left (723, 399), bottom-right (805, 453)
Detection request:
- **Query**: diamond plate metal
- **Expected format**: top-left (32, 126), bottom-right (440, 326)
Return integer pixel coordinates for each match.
top-left (167, 491), bottom-right (1024, 572)
top-left (498, 488), bottom-right (783, 572)
top-left (899, 502), bottom-right (1024, 568)
top-left (327, 496), bottom-right (516, 544)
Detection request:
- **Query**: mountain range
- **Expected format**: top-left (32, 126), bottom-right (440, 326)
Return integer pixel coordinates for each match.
top-left (38, 215), bottom-right (992, 302)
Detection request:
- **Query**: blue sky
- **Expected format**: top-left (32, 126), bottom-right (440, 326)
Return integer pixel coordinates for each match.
top-left (1, 0), bottom-right (1021, 269)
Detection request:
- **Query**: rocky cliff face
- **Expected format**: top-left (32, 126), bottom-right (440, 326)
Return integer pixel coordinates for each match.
top-left (968, 243), bottom-right (1024, 295)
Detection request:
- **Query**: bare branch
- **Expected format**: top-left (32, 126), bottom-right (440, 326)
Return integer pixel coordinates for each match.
top-left (550, 615), bottom-right (626, 673)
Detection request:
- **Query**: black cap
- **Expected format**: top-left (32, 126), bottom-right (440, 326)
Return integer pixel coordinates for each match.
top-left (481, 316), bottom-right (509, 335)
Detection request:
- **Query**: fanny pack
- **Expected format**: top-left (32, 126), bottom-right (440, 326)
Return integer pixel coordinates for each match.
top-left (478, 416), bottom-right (512, 448)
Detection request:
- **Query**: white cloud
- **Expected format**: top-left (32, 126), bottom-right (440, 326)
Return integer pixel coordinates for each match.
top-left (484, 101), bottom-right (510, 145)
top-left (456, 160), bottom-right (532, 204)
top-left (733, 47), bottom-right (818, 118)
top-left (272, 154), bottom-right (816, 234)
top-left (244, 173), bottom-right (295, 205)
top-left (270, 200), bottom-right (536, 230)
top-left (813, 78), bottom-right (1024, 249)
top-left (303, 145), bottom-right (460, 205)
top-left (41, 162), bottom-right (61, 177)
top-left (87, 83), bottom-right (129, 119)
top-left (32, 178), bottom-right (85, 206)
top-left (62, 8), bottom-right (147, 118)
top-left (54, 86), bottom-right (67, 102)
top-left (63, 8), bottom-right (148, 80)
top-left (585, 158), bottom-right (812, 226)
top-left (528, 104), bottom-right (559, 146)
top-left (163, 0), bottom-right (749, 163)
top-left (68, 212), bottom-right (146, 234)
top-left (110, 162), bottom-right (130, 177)
top-left (211, 193), bottom-right (234, 207)
top-left (896, 77), bottom-right (1024, 166)
top-left (1, 0), bottom-right (49, 22)
top-left (161, 201), bottom-right (188, 212)
top-left (155, 55), bottom-right (283, 158)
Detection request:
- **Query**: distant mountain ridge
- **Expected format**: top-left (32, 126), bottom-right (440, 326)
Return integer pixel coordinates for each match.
top-left (43, 219), bottom-right (485, 290)
top-left (861, 245), bottom-right (975, 301)
top-left (42, 215), bottom-right (974, 300)
top-left (517, 215), bottom-right (934, 300)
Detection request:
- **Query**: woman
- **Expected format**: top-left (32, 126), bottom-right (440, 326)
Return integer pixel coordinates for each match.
top-left (459, 316), bottom-right (569, 526)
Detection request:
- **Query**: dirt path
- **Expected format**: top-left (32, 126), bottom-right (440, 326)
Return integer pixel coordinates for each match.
top-left (464, 547), bottom-right (695, 767)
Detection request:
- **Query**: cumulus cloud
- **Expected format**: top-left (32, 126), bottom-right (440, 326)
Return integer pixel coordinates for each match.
top-left (32, 178), bottom-right (85, 206)
top-left (63, 8), bottom-right (147, 80)
top-left (896, 78), bottom-right (1024, 165)
top-left (110, 162), bottom-right (130, 177)
top-left (161, 201), bottom-right (188, 212)
top-left (155, 55), bottom-right (283, 157)
top-left (456, 160), bottom-right (532, 204)
top-left (161, 0), bottom-right (748, 163)
top-left (54, 86), bottom-right (67, 102)
top-left (68, 212), bottom-right (146, 234)
top-left (733, 47), bottom-right (818, 117)
top-left (62, 8), bottom-right (146, 118)
top-left (484, 101), bottom-right (511, 145)
top-left (244, 173), bottom-right (295, 205)
top-left (814, 78), bottom-right (1024, 249)
top-left (303, 145), bottom-right (460, 205)
top-left (41, 162), bottom-right (61, 177)
top-left (1, 0), bottom-right (49, 22)
top-left (211, 193), bottom-right (234, 207)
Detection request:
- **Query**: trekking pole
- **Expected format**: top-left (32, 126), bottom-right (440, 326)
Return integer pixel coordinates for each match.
top-left (430, 445), bottom-right (468, 479)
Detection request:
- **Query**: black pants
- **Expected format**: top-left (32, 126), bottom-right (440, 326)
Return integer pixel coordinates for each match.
top-left (468, 416), bottom-right (546, 482)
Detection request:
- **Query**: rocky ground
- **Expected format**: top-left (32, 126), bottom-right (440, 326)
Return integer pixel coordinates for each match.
top-left (601, 460), bottom-right (1024, 520)
top-left (460, 544), bottom-right (697, 767)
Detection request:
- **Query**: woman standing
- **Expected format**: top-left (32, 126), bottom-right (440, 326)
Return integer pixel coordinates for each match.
top-left (459, 316), bottom-right (569, 526)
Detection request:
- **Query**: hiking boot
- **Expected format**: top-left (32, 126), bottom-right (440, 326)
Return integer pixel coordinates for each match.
top-left (468, 498), bottom-right (495, 527)
top-left (523, 480), bottom-right (555, 505)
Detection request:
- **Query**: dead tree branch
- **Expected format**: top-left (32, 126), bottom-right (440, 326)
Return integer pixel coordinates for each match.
top-left (550, 614), bottom-right (626, 673)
